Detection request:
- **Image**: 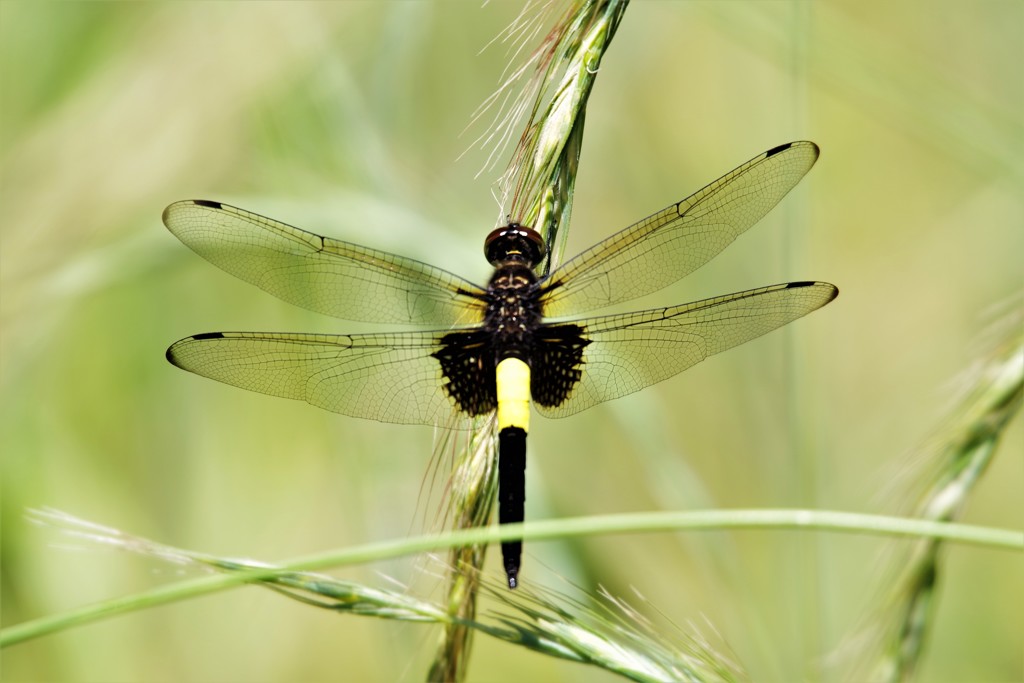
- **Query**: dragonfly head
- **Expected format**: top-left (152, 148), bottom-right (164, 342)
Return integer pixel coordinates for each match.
top-left (484, 223), bottom-right (546, 268)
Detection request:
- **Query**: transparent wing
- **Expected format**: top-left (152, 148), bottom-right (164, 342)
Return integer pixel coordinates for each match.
top-left (166, 330), bottom-right (473, 427)
top-left (163, 200), bottom-right (487, 326)
top-left (537, 281), bottom-right (838, 418)
top-left (541, 142), bottom-right (820, 317)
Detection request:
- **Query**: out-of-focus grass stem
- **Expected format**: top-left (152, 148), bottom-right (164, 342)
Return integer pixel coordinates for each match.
top-left (869, 303), bottom-right (1023, 682)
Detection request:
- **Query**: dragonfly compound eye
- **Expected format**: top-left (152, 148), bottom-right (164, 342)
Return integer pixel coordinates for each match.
top-left (484, 223), bottom-right (546, 268)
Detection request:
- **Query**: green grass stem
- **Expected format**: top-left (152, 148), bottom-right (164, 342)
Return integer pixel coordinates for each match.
top-left (5, 507), bottom-right (1018, 649)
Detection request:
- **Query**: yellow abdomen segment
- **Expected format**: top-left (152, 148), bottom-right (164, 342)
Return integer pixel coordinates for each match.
top-left (496, 357), bottom-right (531, 432)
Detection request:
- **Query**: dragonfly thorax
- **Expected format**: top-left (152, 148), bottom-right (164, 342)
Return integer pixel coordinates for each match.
top-left (485, 262), bottom-right (543, 363)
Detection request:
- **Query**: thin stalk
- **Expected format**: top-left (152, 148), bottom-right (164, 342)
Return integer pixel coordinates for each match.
top-left (428, 423), bottom-right (495, 682)
top-left (865, 302), bottom-right (1023, 682)
top-left (7, 506), bottom-right (1019, 649)
top-left (432, 1), bottom-right (628, 678)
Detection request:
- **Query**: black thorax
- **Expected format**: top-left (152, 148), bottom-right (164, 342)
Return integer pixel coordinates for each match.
top-left (484, 262), bottom-right (542, 364)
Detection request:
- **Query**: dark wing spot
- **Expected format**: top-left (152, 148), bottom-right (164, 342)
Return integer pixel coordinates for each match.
top-left (530, 324), bottom-right (590, 408)
top-left (192, 199), bottom-right (223, 209)
top-left (764, 142), bottom-right (793, 158)
top-left (166, 332), bottom-right (225, 364)
top-left (786, 280), bottom-right (839, 302)
top-left (433, 330), bottom-right (497, 416)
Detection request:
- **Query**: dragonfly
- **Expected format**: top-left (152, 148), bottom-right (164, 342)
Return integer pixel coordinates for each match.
top-left (164, 140), bottom-right (838, 588)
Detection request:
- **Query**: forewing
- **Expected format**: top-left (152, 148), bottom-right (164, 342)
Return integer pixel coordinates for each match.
top-left (163, 200), bottom-right (487, 326)
top-left (536, 281), bottom-right (838, 418)
top-left (166, 330), bottom-right (473, 427)
top-left (541, 142), bottom-right (820, 317)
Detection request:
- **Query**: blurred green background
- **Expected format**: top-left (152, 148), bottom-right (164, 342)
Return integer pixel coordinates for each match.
top-left (2, 2), bottom-right (1021, 681)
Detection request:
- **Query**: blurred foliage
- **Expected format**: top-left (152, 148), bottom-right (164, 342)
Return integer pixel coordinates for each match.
top-left (1, 2), bottom-right (1020, 682)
